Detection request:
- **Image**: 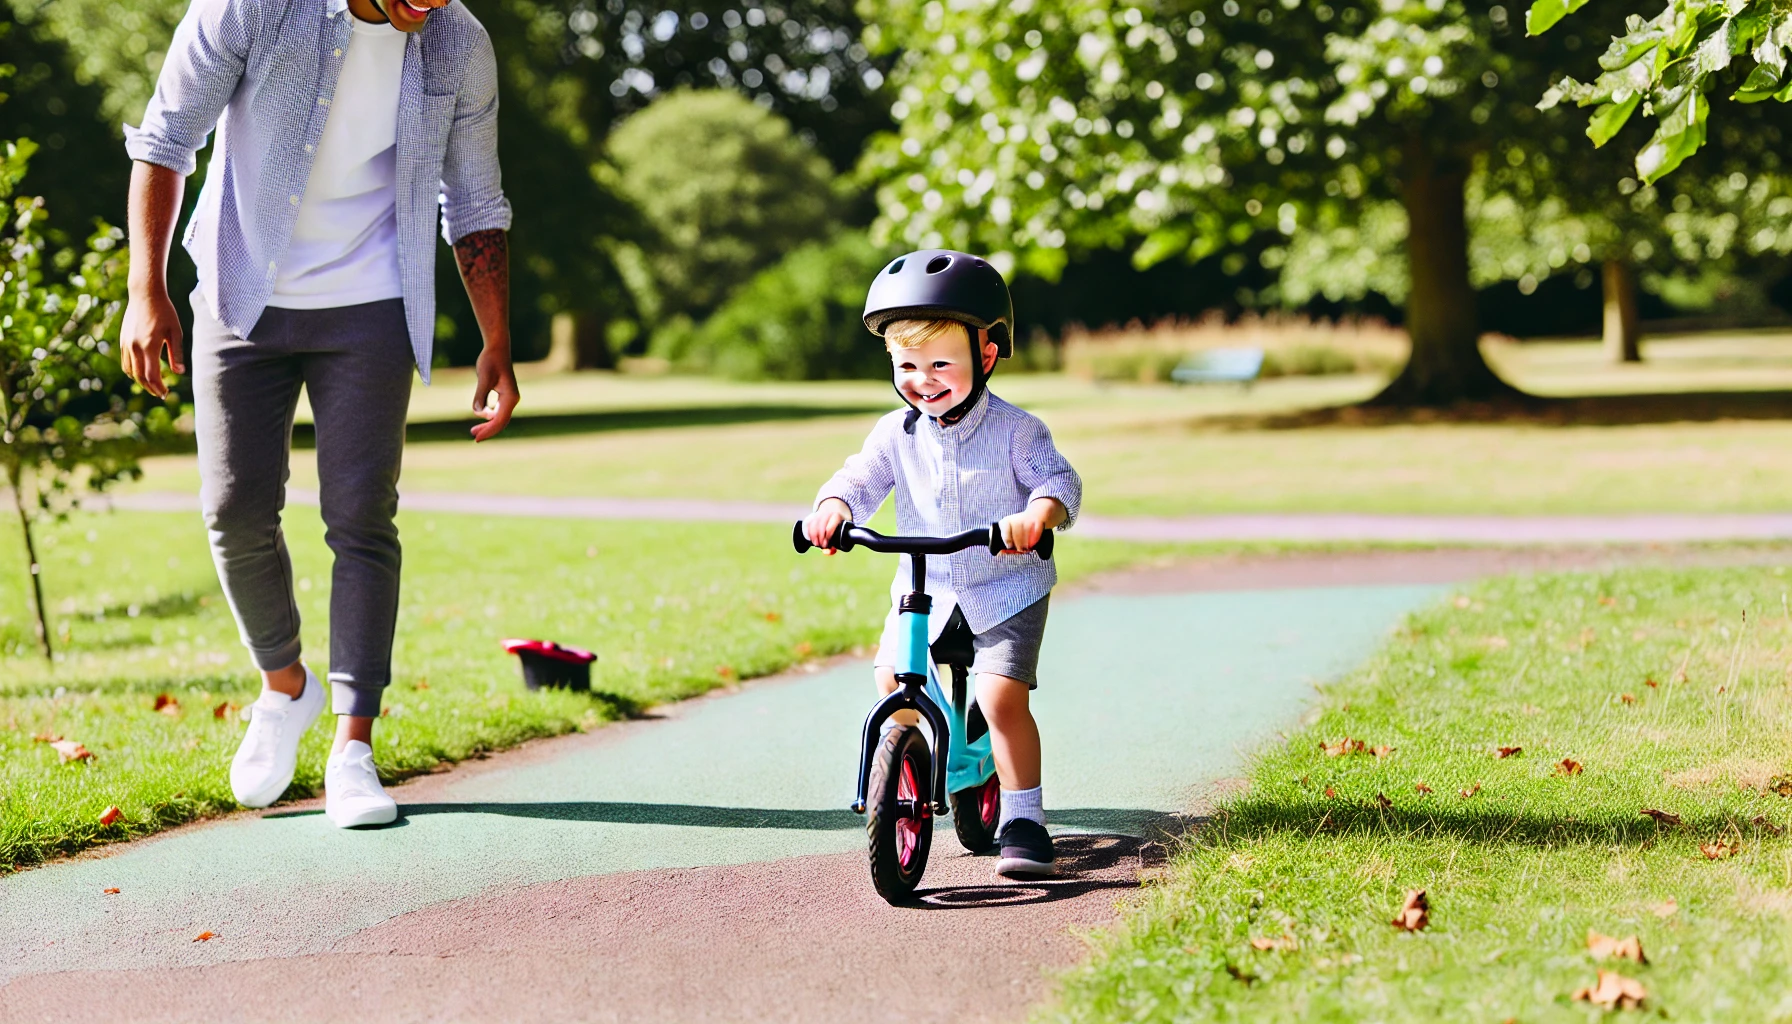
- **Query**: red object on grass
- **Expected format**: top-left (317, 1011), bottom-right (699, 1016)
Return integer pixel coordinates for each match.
top-left (502, 639), bottom-right (597, 691)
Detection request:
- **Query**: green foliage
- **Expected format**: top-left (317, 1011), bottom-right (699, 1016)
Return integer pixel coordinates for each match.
top-left (0, 139), bottom-right (169, 509)
top-left (664, 229), bottom-right (892, 380)
top-left (1534, 0), bottom-right (1792, 183)
top-left (610, 89), bottom-right (842, 325)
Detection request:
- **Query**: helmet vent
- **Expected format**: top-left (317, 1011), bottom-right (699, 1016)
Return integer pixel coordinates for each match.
top-left (887, 258), bottom-right (905, 275)
top-left (925, 255), bottom-right (953, 274)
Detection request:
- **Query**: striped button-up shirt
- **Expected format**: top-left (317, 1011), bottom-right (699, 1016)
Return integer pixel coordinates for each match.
top-left (817, 392), bottom-right (1083, 637)
top-left (124, 0), bottom-right (511, 382)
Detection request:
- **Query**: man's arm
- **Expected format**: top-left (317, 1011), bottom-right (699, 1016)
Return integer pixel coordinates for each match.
top-left (120, 162), bottom-right (188, 398)
top-left (454, 228), bottom-right (518, 442)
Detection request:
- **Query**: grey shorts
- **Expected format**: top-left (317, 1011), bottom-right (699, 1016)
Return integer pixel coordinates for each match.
top-left (874, 595), bottom-right (1051, 688)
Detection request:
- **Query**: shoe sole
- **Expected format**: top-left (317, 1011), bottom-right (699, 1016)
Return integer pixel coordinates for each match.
top-left (231, 678), bottom-right (326, 808)
top-left (327, 804), bottom-right (398, 828)
top-left (995, 856), bottom-right (1058, 878)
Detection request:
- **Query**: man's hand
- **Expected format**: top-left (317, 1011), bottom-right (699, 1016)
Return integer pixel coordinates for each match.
top-left (470, 344), bottom-right (519, 442)
top-left (998, 497), bottom-right (1066, 554)
top-left (804, 498), bottom-right (851, 553)
top-left (119, 289), bottom-right (185, 399)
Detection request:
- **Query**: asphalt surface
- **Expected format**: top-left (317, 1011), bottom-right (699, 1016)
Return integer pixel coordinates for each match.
top-left (2, 571), bottom-right (1448, 1022)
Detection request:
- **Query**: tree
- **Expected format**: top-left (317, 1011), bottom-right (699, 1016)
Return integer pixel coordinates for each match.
top-left (0, 140), bottom-right (172, 660)
top-left (862, 0), bottom-right (1792, 403)
top-left (608, 89), bottom-right (842, 330)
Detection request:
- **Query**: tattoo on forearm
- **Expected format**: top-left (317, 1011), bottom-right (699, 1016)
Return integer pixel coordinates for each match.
top-left (453, 228), bottom-right (510, 340)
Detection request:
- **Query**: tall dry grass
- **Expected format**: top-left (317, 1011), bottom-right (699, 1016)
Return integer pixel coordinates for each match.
top-left (1060, 312), bottom-right (1411, 383)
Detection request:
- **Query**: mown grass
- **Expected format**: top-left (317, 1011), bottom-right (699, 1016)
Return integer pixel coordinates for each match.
top-left (0, 507), bottom-right (1185, 870)
top-left (1047, 565), bottom-right (1792, 1022)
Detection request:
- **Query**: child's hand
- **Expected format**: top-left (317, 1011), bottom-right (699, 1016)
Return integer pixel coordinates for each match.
top-left (804, 499), bottom-right (852, 553)
top-left (998, 498), bottom-right (1066, 554)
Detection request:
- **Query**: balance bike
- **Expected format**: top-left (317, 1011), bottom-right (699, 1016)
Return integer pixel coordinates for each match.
top-left (792, 518), bottom-right (1054, 903)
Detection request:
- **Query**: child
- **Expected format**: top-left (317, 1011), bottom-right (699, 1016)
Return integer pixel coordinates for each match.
top-left (802, 249), bottom-right (1081, 878)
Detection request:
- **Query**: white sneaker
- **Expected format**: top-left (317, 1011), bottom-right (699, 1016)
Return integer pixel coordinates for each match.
top-left (325, 740), bottom-right (397, 828)
top-left (230, 666), bottom-right (325, 808)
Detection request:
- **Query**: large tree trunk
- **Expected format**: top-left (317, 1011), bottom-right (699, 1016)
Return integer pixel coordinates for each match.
top-left (9, 466), bottom-right (51, 662)
top-left (543, 310), bottom-right (614, 371)
top-left (1370, 145), bottom-right (1523, 407)
top-left (1602, 258), bottom-right (1641, 363)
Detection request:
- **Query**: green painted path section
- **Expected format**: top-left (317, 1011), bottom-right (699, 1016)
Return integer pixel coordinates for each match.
top-left (3, 584), bottom-right (1440, 983)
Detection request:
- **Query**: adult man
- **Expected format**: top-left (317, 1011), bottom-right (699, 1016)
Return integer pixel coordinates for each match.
top-left (120, 0), bottom-right (518, 827)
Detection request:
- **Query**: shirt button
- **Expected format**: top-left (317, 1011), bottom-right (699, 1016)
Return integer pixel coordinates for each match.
top-left (333, 48), bottom-right (342, 56)
top-left (317, 97), bottom-right (330, 106)
top-left (289, 195), bottom-right (301, 205)
top-left (304, 144), bottom-right (315, 153)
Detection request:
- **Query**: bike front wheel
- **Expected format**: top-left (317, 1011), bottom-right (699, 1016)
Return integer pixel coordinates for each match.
top-left (866, 724), bottom-right (933, 903)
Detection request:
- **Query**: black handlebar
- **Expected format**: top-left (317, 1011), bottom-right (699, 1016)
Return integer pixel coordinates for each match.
top-left (792, 519), bottom-right (1053, 561)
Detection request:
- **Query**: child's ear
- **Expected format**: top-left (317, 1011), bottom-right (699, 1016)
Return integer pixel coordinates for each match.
top-left (980, 330), bottom-right (999, 373)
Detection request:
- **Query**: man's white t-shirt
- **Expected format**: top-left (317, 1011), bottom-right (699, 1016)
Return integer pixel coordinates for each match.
top-left (268, 16), bottom-right (408, 309)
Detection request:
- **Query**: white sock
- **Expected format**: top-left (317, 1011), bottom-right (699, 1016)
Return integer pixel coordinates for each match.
top-left (998, 786), bottom-right (1044, 830)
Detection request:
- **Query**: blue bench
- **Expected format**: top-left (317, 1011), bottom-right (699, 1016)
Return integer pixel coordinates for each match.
top-left (1170, 347), bottom-right (1265, 387)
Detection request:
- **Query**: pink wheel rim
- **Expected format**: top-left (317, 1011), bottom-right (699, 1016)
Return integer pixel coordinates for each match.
top-left (897, 757), bottom-right (922, 869)
top-left (979, 777), bottom-right (1000, 828)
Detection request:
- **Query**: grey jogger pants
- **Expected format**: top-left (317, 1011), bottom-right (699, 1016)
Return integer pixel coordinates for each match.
top-left (192, 295), bottom-right (413, 718)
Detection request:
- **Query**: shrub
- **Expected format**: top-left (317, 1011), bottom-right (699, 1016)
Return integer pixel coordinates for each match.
top-left (609, 89), bottom-right (842, 325)
top-left (665, 230), bottom-right (893, 380)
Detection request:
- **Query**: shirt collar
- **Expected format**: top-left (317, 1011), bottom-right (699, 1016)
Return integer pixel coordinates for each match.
top-left (929, 389), bottom-right (991, 437)
top-left (326, 0), bottom-right (350, 16)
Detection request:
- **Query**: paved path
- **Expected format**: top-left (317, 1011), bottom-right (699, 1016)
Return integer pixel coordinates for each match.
top-left (105, 489), bottom-right (1792, 544)
top-left (1, 578), bottom-right (1442, 1023)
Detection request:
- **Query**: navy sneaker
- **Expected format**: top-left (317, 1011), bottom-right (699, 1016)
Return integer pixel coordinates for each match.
top-left (995, 818), bottom-right (1057, 877)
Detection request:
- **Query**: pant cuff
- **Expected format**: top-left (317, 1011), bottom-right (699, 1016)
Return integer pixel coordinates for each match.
top-left (330, 677), bottom-right (387, 718)
top-left (249, 637), bottom-right (304, 673)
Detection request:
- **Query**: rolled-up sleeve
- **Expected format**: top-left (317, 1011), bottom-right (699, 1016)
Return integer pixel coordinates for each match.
top-left (816, 415), bottom-right (898, 524)
top-left (123, 0), bottom-right (255, 175)
top-left (1011, 415), bottom-right (1081, 529)
top-left (438, 24), bottom-right (512, 244)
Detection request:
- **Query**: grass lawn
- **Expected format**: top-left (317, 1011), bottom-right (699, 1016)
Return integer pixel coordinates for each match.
top-left (0, 506), bottom-right (1191, 871)
top-left (1046, 564), bottom-right (1792, 1022)
top-left (124, 331), bottom-right (1792, 516)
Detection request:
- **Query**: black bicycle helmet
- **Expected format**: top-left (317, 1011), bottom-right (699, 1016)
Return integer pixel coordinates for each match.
top-left (864, 250), bottom-right (1014, 357)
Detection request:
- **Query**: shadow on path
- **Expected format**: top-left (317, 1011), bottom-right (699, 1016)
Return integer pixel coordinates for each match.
top-left (291, 403), bottom-right (885, 448)
top-left (266, 802), bottom-right (1192, 837)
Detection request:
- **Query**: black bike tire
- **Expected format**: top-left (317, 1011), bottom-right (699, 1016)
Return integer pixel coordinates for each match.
top-left (949, 774), bottom-right (1001, 853)
top-left (866, 725), bottom-right (933, 903)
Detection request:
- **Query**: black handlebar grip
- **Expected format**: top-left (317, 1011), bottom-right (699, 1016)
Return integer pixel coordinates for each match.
top-left (986, 522), bottom-right (1054, 560)
top-left (792, 520), bottom-right (812, 554)
top-left (830, 520), bottom-right (856, 552)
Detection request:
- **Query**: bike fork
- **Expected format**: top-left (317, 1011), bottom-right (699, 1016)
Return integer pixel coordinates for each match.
top-left (851, 674), bottom-right (952, 815)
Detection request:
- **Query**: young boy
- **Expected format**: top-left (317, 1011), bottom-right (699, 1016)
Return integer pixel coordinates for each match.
top-left (802, 249), bottom-right (1081, 878)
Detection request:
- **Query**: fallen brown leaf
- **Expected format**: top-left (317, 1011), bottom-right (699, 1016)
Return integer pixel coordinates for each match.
top-left (1322, 737), bottom-right (1367, 758)
top-left (1768, 774), bottom-right (1792, 797)
top-left (1586, 930), bottom-right (1647, 964)
top-left (1415, 781), bottom-right (1434, 795)
top-left (102, 887), bottom-right (120, 895)
top-left (1556, 757), bottom-right (1584, 776)
top-left (763, 611), bottom-right (781, 622)
top-left (794, 641), bottom-right (813, 657)
top-left (1751, 815), bottom-right (1785, 836)
top-left (412, 679), bottom-right (430, 691)
top-left (192, 931), bottom-right (216, 942)
top-left (1391, 889), bottom-right (1429, 931)
top-left (1497, 746), bottom-right (1523, 759)
top-left (1460, 782), bottom-right (1482, 798)
top-left (97, 806), bottom-right (122, 825)
top-left (1375, 792), bottom-right (1393, 811)
top-left (1619, 693), bottom-right (1637, 705)
top-left (212, 701), bottom-right (237, 720)
top-left (1700, 839), bottom-right (1739, 860)
top-left (30, 732), bottom-right (62, 743)
top-left (1249, 935), bottom-right (1298, 952)
top-left (1323, 786), bottom-right (1337, 799)
top-left (1370, 745), bottom-right (1394, 758)
top-left (1644, 678), bottom-right (1658, 689)
top-left (1572, 969), bottom-right (1646, 1010)
top-left (1224, 963), bottom-right (1256, 985)
top-left (153, 693), bottom-right (180, 715)
top-left (1640, 808), bottom-right (1682, 826)
top-left (50, 740), bottom-right (92, 763)
top-left (715, 665), bottom-right (736, 679)
top-left (1650, 899), bottom-right (1678, 918)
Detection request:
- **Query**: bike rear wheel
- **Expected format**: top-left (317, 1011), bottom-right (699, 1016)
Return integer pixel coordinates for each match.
top-left (949, 774), bottom-right (1002, 853)
top-left (866, 725), bottom-right (933, 903)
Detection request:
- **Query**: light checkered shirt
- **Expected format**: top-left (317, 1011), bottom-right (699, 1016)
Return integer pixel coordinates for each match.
top-left (817, 391), bottom-right (1083, 637)
top-left (124, 0), bottom-right (511, 382)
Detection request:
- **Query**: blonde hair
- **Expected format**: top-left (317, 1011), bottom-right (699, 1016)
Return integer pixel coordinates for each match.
top-left (883, 318), bottom-right (968, 352)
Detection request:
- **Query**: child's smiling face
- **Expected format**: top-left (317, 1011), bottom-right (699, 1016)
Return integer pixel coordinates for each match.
top-left (890, 324), bottom-right (996, 418)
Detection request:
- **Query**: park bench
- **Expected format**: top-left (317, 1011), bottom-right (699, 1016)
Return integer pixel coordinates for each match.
top-left (1170, 347), bottom-right (1265, 388)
